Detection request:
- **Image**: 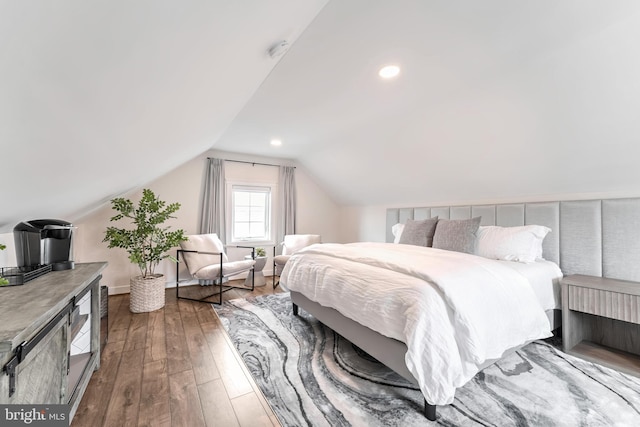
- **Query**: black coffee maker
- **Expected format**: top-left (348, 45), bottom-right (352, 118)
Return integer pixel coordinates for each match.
top-left (14, 219), bottom-right (75, 271)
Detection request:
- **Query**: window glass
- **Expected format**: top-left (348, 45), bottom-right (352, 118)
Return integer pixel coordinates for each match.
top-left (231, 185), bottom-right (271, 242)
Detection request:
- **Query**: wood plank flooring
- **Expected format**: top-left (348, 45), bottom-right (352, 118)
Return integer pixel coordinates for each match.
top-left (72, 280), bottom-right (284, 427)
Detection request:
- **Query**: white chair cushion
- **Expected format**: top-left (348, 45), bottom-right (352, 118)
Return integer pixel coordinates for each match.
top-left (193, 259), bottom-right (255, 280)
top-left (180, 234), bottom-right (228, 274)
top-left (274, 255), bottom-right (290, 266)
top-left (282, 234), bottom-right (321, 255)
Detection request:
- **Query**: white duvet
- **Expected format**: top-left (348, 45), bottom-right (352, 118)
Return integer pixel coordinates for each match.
top-left (280, 242), bottom-right (552, 405)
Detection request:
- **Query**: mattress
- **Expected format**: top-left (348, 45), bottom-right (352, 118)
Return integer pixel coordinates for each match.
top-left (497, 259), bottom-right (563, 311)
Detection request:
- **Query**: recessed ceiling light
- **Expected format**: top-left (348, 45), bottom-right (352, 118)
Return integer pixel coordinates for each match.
top-left (270, 139), bottom-right (282, 146)
top-left (378, 65), bottom-right (400, 79)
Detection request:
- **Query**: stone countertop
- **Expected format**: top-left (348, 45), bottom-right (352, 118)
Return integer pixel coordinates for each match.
top-left (0, 262), bottom-right (107, 354)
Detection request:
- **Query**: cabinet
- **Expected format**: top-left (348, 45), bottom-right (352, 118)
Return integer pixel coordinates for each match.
top-left (0, 262), bottom-right (107, 421)
top-left (561, 274), bottom-right (640, 376)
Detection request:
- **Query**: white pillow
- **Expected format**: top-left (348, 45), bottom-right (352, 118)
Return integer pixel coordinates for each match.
top-left (391, 223), bottom-right (405, 244)
top-left (475, 225), bottom-right (551, 263)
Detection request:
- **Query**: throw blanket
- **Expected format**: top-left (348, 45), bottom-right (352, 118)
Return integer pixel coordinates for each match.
top-left (280, 242), bottom-right (552, 405)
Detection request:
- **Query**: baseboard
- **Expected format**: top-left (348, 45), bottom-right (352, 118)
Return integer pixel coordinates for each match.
top-left (107, 284), bottom-right (130, 295)
top-left (107, 279), bottom-right (196, 295)
top-left (107, 272), bottom-right (274, 295)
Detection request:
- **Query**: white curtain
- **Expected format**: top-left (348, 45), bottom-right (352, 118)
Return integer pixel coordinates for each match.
top-left (277, 166), bottom-right (296, 251)
top-left (200, 158), bottom-right (226, 243)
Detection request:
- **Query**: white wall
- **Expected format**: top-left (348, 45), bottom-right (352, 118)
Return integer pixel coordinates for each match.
top-left (339, 205), bottom-right (384, 243)
top-left (71, 149), bottom-right (341, 294)
top-left (295, 164), bottom-right (344, 244)
top-left (0, 232), bottom-right (15, 268)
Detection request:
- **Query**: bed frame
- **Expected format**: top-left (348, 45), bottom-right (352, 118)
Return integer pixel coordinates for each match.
top-left (291, 197), bottom-right (640, 421)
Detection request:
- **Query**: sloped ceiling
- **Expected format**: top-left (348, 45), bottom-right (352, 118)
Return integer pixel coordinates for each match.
top-left (0, 0), bottom-right (328, 232)
top-left (216, 0), bottom-right (640, 206)
top-left (3, 1), bottom-right (640, 235)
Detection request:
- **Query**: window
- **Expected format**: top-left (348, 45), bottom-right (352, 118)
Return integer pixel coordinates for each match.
top-left (228, 184), bottom-right (275, 244)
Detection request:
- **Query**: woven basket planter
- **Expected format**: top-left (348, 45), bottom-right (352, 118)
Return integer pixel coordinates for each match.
top-left (130, 274), bottom-right (165, 313)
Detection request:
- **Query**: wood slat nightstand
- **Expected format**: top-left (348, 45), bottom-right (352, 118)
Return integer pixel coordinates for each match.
top-left (561, 274), bottom-right (640, 377)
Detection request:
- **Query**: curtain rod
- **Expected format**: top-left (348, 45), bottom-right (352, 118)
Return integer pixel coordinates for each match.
top-left (208, 158), bottom-right (295, 168)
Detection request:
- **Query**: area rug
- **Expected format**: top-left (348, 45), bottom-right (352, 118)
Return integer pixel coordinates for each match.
top-left (214, 293), bottom-right (640, 426)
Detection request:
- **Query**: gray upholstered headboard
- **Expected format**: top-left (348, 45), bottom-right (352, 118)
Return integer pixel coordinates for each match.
top-left (386, 198), bottom-right (640, 282)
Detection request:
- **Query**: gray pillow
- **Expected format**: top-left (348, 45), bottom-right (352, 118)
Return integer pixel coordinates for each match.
top-left (432, 217), bottom-right (481, 254)
top-left (398, 217), bottom-right (439, 247)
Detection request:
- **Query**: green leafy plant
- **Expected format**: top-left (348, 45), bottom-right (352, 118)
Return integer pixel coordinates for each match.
top-left (0, 243), bottom-right (7, 286)
top-left (103, 189), bottom-right (187, 278)
top-left (255, 247), bottom-right (266, 257)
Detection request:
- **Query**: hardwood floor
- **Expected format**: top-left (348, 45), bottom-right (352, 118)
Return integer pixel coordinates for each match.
top-left (72, 280), bottom-right (284, 427)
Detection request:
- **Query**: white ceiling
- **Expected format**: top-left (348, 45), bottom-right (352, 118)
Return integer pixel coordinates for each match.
top-left (3, 0), bottom-right (640, 232)
top-left (0, 0), bottom-right (328, 231)
top-left (216, 0), bottom-right (640, 205)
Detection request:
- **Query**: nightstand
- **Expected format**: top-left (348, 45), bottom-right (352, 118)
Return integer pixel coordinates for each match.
top-left (561, 274), bottom-right (640, 377)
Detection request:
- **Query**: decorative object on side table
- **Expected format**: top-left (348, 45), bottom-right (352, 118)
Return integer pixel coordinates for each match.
top-left (103, 189), bottom-right (187, 313)
top-left (0, 243), bottom-right (7, 286)
top-left (245, 247), bottom-right (267, 287)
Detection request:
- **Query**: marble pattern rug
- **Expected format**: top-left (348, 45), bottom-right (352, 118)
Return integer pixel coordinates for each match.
top-left (214, 293), bottom-right (640, 426)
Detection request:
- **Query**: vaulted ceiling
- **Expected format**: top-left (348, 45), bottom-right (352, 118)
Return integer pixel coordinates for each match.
top-left (0, 0), bottom-right (328, 231)
top-left (216, 0), bottom-right (640, 206)
top-left (3, 1), bottom-right (640, 232)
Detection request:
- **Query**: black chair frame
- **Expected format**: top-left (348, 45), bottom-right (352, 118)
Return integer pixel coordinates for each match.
top-left (176, 246), bottom-right (255, 305)
top-left (272, 244), bottom-right (282, 289)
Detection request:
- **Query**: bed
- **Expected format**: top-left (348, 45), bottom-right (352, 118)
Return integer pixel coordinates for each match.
top-left (280, 197), bottom-right (640, 421)
top-left (282, 242), bottom-right (562, 420)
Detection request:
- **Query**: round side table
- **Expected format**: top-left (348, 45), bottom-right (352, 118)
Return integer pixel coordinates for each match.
top-left (244, 255), bottom-right (267, 287)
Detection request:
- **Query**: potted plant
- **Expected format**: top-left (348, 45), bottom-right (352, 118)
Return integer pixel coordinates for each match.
top-left (255, 247), bottom-right (266, 258)
top-left (0, 243), bottom-right (8, 286)
top-left (103, 189), bottom-right (187, 313)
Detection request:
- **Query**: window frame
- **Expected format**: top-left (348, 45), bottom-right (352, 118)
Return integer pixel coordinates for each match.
top-left (225, 180), bottom-right (277, 246)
